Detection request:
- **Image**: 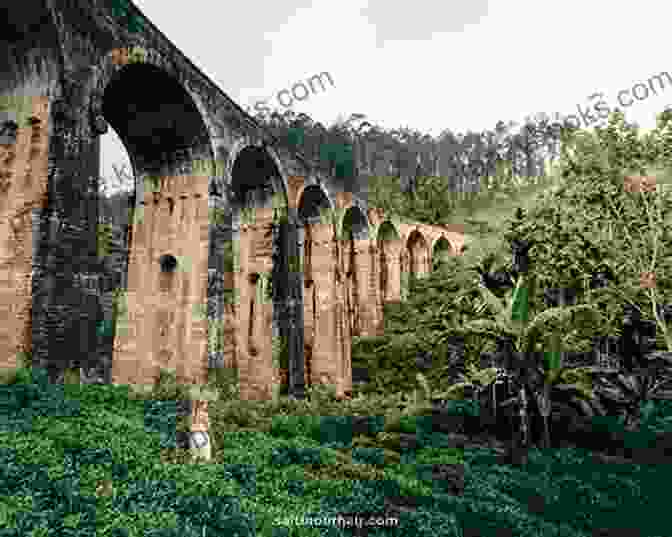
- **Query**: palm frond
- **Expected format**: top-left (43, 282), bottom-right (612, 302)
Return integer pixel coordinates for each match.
top-left (460, 318), bottom-right (517, 340)
top-left (475, 283), bottom-right (513, 327)
top-left (523, 303), bottom-right (603, 342)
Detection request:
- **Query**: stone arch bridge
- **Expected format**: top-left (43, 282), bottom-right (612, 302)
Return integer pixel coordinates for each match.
top-left (0, 1), bottom-right (464, 457)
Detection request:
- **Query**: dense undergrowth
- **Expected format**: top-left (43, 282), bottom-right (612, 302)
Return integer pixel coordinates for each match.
top-left (2, 110), bottom-right (672, 536)
top-left (1, 359), bottom-right (672, 536)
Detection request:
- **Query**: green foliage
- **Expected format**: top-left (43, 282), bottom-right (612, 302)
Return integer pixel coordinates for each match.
top-left (351, 257), bottom-right (503, 400)
top-left (111, 288), bottom-right (127, 319)
top-left (110, 0), bottom-right (145, 33)
top-left (0, 352), bottom-right (32, 385)
top-left (96, 223), bottom-right (114, 258)
top-left (270, 334), bottom-right (287, 371)
top-left (319, 141), bottom-right (355, 179)
top-left (268, 414), bottom-right (321, 441)
top-left (127, 367), bottom-right (219, 406)
top-left (2, 359), bottom-right (670, 536)
top-left (270, 445), bottom-right (323, 467)
top-left (365, 169), bottom-right (560, 231)
top-left (207, 365), bottom-right (240, 400)
top-left (208, 318), bottom-right (225, 356)
top-left (284, 126), bottom-right (304, 147)
top-left (143, 174), bottom-right (161, 193)
top-left (500, 109), bottom-right (672, 348)
top-left (354, 107), bottom-right (672, 457)
top-left (423, 364), bottom-right (500, 403)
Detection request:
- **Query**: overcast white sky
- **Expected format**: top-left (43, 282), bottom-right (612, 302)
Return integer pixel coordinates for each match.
top-left (100, 0), bottom-right (672, 186)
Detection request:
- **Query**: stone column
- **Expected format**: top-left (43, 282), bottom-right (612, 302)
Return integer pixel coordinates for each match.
top-left (303, 284), bottom-right (314, 381)
top-left (251, 272), bottom-right (274, 400)
top-left (182, 188), bottom-right (213, 464)
top-left (308, 221), bottom-right (341, 391)
top-left (112, 186), bottom-right (154, 387)
top-left (386, 240), bottom-right (404, 303)
top-left (337, 272), bottom-right (352, 398)
top-left (0, 97), bottom-right (49, 373)
top-left (137, 189), bottom-right (164, 388)
top-left (234, 224), bottom-right (251, 398)
top-left (173, 192), bottom-right (193, 385)
top-left (237, 206), bottom-right (275, 401)
top-left (183, 191), bottom-right (209, 388)
top-left (29, 75), bottom-right (103, 381)
top-left (367, 242), bottom-right (384, 336)
top-left (421, 251), bottom-right (430, 277)
top-left (146, 193), bottom-right (175, 384)
top-left (352, 238), bottom-right (376, 337)
top-left (425, 249), bottom-right (432, 275)
top-left (286, 216), bottom-right (305, 399)
top-left (301, 221), bottom-right (316, 387)
top-left (221, 225), bottom-right (239, 371)
top-left (343, 244), bottom-right (358, 337)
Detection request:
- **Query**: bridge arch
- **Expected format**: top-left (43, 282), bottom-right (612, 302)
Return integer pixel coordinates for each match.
top-left (226, 142), bottom-right (290, 400)
top-left (0, 2), bottom-right (61, 95)
top-left (298, 183), bottom-right (333, 285)
top-left (432, 236), bottom-right (452, 271)
top-left (297, 183), bottom-right (338, 389)
top-left (404, 228), bottom-right (430, 279)
top-left (294, 180), bottom-right (333, 216)
top-left (377, 220), bottom-right (403, 303)
top-left (98, 53), bottom-right (215, 390)
top-left (228, 144), bottom-right (287, 212)
top-left (297, 182), bottom-right (333, 223)
top-left (94, 46), bottom-right (217, 179)
top-left (340, 205), bottom-right (370, 340)
top-left (340, 205), bottom-right (369, 240)
top-left (225, 138), bottom-right (289, 208)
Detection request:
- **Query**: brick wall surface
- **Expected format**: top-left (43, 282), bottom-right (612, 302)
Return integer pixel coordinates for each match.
top-left (0, 96), bottom-right (50, 373)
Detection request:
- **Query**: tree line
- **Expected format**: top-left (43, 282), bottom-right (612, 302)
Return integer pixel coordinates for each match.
top-left (97, 106), bottom-right (590, 225)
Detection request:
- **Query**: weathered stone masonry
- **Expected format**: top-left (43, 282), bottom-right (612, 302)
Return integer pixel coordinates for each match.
top-left (1, 1), bottom-right (464, 459)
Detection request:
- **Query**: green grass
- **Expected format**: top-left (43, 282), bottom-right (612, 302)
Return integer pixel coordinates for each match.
top-left (1, 359), bottom-right (672, 536)
top-left (0, 365), bottom-right (463, 536)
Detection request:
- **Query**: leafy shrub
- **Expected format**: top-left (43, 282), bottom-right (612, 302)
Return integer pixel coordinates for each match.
top-left (351, 447), bottom-right (386, 466)
top-left (269, 414), bottom-right (321, 440)
top-left (441, 399), bottom-right (480, 417)
top-left (270, 446), bottom-right (323, 467)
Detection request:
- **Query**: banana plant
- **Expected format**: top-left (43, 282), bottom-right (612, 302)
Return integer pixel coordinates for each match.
top-left (459, 268), bottom-right (603, 449)
top-left (587, 354), bottom-right (672, 431)
top-left (419, 363), bottom-right (501, 403)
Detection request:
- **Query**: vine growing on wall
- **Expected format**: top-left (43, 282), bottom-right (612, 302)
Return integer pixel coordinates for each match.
top-left (109, 288), bottom-right (127, 352)
top-left (97, 223), bottom-right (113, 258)
top-left (208, 318), bottom-right (225, 356)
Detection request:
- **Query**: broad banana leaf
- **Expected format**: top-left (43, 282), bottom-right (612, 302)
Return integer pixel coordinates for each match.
top-left (476, 283), bottom-right (511, 327)
top-left (461, 318), bottom-right (518, 341)
top-left (545, 367), bottom-right (563, 386)
top-left (523, 304), bottom-right (603, 344)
